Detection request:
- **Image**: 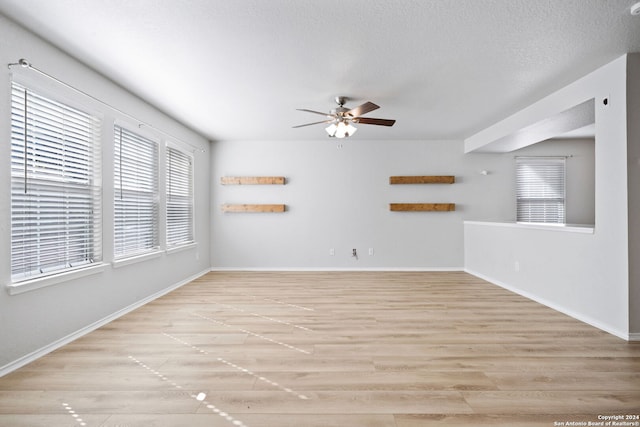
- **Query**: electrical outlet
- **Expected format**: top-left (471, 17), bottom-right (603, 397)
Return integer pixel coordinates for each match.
top-left (514, 261), bottom-right (520, 272)
top-left (368, 248), bottom-right (374, 256)
top-left (329, 248), bottom-right (335, 256)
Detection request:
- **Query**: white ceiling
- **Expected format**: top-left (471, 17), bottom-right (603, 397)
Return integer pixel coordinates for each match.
top-left (1, 0), bottom-right (639, 142)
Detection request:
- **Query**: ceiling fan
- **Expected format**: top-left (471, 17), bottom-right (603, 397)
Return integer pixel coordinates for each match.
top-left (293, 96), bottom-right (395, 138)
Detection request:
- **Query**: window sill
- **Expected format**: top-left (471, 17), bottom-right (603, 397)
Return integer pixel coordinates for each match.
top-left (112, 250), bottom-right (163, 269)
top-left (166, 241), bottom-right (198, 255)
top-left (6, 263), bottom-right (108, 295)
top-left (464, 220), bottom-right (594, 234)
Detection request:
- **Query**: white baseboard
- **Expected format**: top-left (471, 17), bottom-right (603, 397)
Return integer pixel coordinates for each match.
top-left (0, 268), bottom-right (210, 377)
top-left (629, 333), bottom-right (640, 341)
top-left (464, 268), bottom-right (630, 341)
top-left (210, 267), bottom-right (464, 272)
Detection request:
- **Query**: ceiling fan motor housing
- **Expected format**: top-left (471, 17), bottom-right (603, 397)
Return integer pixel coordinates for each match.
top-left (332, 106), bottom-right (350, 119)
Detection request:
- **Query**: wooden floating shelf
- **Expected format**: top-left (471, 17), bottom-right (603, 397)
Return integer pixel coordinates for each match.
top-left (221, 204), bottom-right (286, 213)
top-left (390, 203), bottom-right (456, 212)
top-left (389, 175), bottom-right (455, 184)
top-left (221, 176), bottom-right (286, 185)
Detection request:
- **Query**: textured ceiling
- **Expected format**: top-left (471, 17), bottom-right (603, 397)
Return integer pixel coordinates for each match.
top-left (0, 0), bottom-right (639, 141)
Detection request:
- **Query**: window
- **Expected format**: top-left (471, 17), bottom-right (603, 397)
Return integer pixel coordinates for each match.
top-left (166, 145), bottom-right (194, 247)
top-left (10, 81), bottom-right (102, 282)
top-left (516, 156), bottom-right (566, 224)
top-left (114, 125), bottom-right (159, 259)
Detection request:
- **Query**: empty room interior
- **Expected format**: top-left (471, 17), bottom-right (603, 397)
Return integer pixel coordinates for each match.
top-left (0, 1), bottom-right (640, 426)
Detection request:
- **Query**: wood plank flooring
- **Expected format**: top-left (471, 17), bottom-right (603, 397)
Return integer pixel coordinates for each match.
top-left (1, 271), bottom-right (639, 426)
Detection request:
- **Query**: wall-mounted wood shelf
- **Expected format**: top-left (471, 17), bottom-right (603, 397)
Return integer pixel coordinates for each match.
top-left (221, 204), bottom-right (286, 213)
top-left (390, 203), bottom-right (456, 212)
top-left (389, 175), bottom-right (455, 184)
top-left (221, 176), bottom-right (285, 185)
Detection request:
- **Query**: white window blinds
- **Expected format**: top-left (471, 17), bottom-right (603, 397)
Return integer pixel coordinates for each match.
top-left (10, 82), bottom-right (102, 282)
top-left (166, 146), bottom-right (194, 247)
top-left (516, 156), bottom-right (566, 224)
top-left (114, 125), bottom-right (159, 259)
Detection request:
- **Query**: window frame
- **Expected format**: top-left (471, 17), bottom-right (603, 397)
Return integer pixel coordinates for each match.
top-left (516, 156), bottom-right (567, 225)
top-left (113, 122), bottom-right (161, 261)
top-left (165, 143), bottom-right (195, 249)
top-left (8, 76), bottom-right (104, 286)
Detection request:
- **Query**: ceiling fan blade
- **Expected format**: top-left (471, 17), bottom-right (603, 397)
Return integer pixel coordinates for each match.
top-left (292, 120), bottom-right (333, 128)
top-left (296, 108), bottom-right (333, 117)
top-left (346, 101), bottom-right (379, 118)
top-left (355, 117), bottom-right (396, 126)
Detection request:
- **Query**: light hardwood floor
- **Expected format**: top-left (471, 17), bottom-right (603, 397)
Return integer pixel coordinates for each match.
top-left (1, 271), bottom-right (639, 426)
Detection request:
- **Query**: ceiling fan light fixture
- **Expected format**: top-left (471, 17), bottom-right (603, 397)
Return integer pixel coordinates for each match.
top-left (326, 121), bottom-right (357, 138)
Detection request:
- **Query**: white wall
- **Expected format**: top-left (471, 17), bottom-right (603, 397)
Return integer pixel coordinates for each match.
top-left (0, 15), bottom-right (211, 373)
top-left (211, 139), bottom-right (472, 269)
top-left (626, 54), bottom-right (640, 337)
top-left (464, 55), bottom-right (631, 339)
